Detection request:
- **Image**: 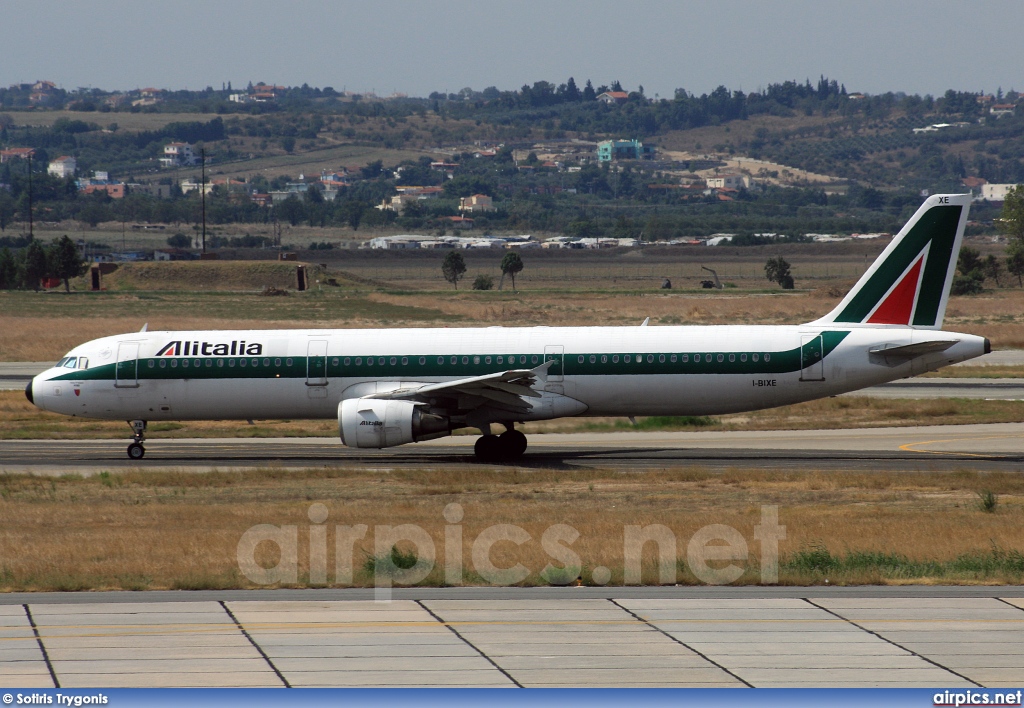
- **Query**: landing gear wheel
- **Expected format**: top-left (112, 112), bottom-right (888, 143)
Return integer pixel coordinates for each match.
top-left (474, 435), bottom-right (502, 462)
top-left (474, 431), bottom-right (527, 462)
top-left (126, 420), bottom-right (148, 460)
top-left (499, 429), bottom-right (527, 458)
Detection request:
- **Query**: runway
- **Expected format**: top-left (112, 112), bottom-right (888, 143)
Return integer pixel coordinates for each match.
top-left (1, 588), bottom-right (1022, 688)
top-left (2, 423), bottom-right (1022, 475)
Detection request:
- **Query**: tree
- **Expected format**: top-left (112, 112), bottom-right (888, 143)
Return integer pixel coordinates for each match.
top-left (0, 190), bottom-right (15, 232)
top-left (0, 247), bottom-right (17, 289)
top-left (472, 274), bottom-right (493, 290)
top-left (24, 239), bottom-right (48, 291)
top-left (166, 233), bottom-right (191, 248)
top-left (1007, 242), bottom-right (1024, 287)
top-left (983, 254), bottom-right (1004, 287)
top-left (499, 250), bottom-right (524, 290)
top-left (951, 246), bottom-right (985, 295)
top-left (1000, 186), bottom-right (1024, 245)
top-left (51, 235), bottom-right (86, 293)
top-left (441, 250), bottom-right (466, 290)
top-left (764, 256), bottom-right (794, 289)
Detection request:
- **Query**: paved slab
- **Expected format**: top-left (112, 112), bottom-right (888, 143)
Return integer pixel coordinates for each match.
top-left (424, 599), bottom-right (744, 687)
top-left (814, 597), bottom-right (1024, 688)
top-left (1, 594), bottom-right (1022, 688)
top-left (227, 600), bottom-right (512, 688)
top-left (619, 598), bottom-right (976, 688)
top-left (0, 605), bottom-right (53, 688)
top-left (26, 601), bottom-right (278, 688)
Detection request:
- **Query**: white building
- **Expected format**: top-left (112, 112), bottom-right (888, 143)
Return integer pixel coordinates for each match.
top-left (980, 183), bottom-right (1022, 202)
top-left (160, 142), bottom-right (197, 168)
top-left (705, 174), bottom-right (748, 190)
top-left (47, 156), bottom-right (76, 179)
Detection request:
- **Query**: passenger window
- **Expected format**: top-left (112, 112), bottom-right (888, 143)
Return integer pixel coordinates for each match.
top-left (531, 356), bottom-right (538, 364)
top-left (147, 361), bottom-right (154, 368)
top-left (159, 360), bottom-right (167, 369)
top-left (752, 354), bottom-right (759, 362)
top-left (276, 359), bottom-right (282, 367)
top-left (286, 358), bottom-right (293, 366)
top-left (601, 355), bottom-right (607, 363)
top-left (589, 355), bottom-right (596, 363)
top-left (765, 353), bottom-right (771, 362)
top-left (670, 355), bottom-right (677, 363)
top-left (473, 356), bottom-right (480, 364)
top-left (437, 357), bottom-right (444, 365)
top-left (485, 356), bottom-right (491, 364)
top-left (613, 355), bottom-right (619, 363)
top-left (740, 353), bottom-right (747, 362)
top-left (390, 357), bottom-right (397, 366)
top-left (728, 354), bottom-right (735, 363)
top-left (344, 358), bottom-right (351, 366)
top-left (681, 355), bottom-right (688, 362)
top-left (419, 357), bottom-right (425, 365)
top-left (401, 357), bottom-right (408, 365)
top-left (659, 354), bottom-right (665, 363)
top-left (497, 356), bottom-right (503, 364)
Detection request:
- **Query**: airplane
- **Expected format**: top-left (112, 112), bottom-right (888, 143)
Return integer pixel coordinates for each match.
top-left (26, 194), bottom-right (988, 462)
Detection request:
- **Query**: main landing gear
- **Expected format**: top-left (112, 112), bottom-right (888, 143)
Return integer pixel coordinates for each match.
top-left (474, 426), bottom-right (528, 462)
top-left (127, 420), bottom-right (147, 460)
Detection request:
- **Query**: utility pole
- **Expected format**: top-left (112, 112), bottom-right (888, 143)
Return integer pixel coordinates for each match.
top-left (200, 148), bottom-right (207, 253)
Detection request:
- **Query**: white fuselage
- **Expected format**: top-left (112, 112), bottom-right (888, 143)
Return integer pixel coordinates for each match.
top-left (30, 324), bottom-right (988, 424)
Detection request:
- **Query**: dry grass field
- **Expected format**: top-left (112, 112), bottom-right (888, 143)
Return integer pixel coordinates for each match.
top-left (0, 466), bottom-right (1020, 591)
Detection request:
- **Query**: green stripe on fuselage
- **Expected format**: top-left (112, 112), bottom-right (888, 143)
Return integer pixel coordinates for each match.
top-left (49, 332), bottom-right (850, 382)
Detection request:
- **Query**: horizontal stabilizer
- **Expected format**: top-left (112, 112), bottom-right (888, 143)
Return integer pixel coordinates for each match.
top-left (868, 340), bottom-right (959, 359)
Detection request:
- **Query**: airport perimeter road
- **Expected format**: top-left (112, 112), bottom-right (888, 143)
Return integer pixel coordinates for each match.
top-left (2, 423), bottom-right (1023, 474)
top-left (0, 590), bottom-right (1022, 687)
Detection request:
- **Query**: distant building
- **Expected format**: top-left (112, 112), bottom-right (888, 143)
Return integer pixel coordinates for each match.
top-left (596, 91), bottom-right (629, 105)
top-left (597, 139), bottom-right (654, 162)
top-left (459, 194), bottom-right (496, 213)
top-left (160, 142), bottom-right (197, 168)
top-left (705, 174), bottom-right (748, 190)
top-left (47, 156), bottom-right (76, 179)
top-left (80, 183), bottom-right (127, 199)
top-left (0, 148), bottom-right (36, 163)
top-left (980, 183), bottom-right (1022, 202)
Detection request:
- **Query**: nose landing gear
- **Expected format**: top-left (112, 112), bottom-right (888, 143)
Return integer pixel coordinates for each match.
top-left (473, 425), bottom-right (528, 462)
top-left (127, 420), bottom-right (147, 460)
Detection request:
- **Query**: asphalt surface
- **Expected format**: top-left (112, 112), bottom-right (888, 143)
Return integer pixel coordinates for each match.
top-left (1, 591), bottom-right (1022, 687)
top-left (1, 423), bottom-right (1023, 474)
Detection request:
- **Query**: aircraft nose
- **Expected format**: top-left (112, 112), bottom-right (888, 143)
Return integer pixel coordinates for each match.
top-left (25, 379), bottom-right (34, 405)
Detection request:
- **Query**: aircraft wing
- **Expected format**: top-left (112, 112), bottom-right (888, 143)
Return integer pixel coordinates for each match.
top-left (869, 340), bottom-right (959, 359)
top-left (364, 361), bottom-right (553, 415)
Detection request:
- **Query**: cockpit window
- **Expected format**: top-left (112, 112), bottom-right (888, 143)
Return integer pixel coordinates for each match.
top-left (55, 358), bottom-right (68, 368)
top-left (77, 358), bottom-right (89, 369)
top-left (63, 357), bottom-right (78, 368)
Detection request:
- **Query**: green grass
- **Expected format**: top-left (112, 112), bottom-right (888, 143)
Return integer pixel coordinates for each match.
top-left (582, 415), bottom-right (720, 432)
top-left (782, 545), bottom-right (1024, 582)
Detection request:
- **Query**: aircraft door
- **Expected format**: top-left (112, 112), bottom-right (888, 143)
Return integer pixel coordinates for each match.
top-left (306, 340), bottom-right (328, 387)
top-left (544, 345), bottom-right (564, 382)
top-left (800, 334), bottom-right (825, 381)
top-left (115, 342), bottom-right (140, 388)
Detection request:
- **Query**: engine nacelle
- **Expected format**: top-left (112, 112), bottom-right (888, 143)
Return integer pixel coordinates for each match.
top-left (339, 398), bottom-right (452, 449)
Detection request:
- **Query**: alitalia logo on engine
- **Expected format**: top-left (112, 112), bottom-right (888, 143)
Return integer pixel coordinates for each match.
top-left (360, 420), bottom-right (383, 426)
top-left (156, 340), bottom-right (264, 357)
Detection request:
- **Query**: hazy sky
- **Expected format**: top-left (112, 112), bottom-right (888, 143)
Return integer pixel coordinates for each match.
top-left (3, 0), bottom-right (1022, 98)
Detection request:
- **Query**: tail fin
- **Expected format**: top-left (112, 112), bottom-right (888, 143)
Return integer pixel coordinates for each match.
top-left (813, 193), bottom-right (971, 329)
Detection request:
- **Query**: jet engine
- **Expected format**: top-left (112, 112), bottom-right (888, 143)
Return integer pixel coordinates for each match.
top-left (338, 398), bottom-right (452, 449)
